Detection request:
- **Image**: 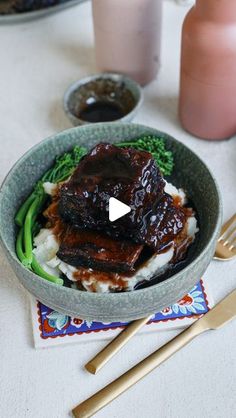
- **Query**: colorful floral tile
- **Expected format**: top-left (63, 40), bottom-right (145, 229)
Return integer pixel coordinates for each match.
top-left (31, 279), bottom-right (212, 348)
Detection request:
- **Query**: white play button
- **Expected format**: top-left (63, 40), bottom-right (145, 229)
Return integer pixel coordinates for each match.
top-left (109, 197), bottom-right (131, 222)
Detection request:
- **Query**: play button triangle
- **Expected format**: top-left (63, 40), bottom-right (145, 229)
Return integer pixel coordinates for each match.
top-left (109, 197), bottom-right (131, 222)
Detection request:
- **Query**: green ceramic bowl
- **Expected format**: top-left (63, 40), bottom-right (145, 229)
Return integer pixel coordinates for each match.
top-left (0, 123), bottom-right (222, 322)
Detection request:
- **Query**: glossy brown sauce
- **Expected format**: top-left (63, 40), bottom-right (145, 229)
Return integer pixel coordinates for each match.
top-left (43, 200), bottom-right (66, 241)
top-left (73, 268), bottom-right (128, 291)
top-left (57, 227), bottom-right (144, 274)
top-left (58, 143), bottom-right (166, 251)
top-left (42, 174), bottom-right (197, 292)
top-left (78, 101), bottom-right (125, 123)
top-left (135, 203), bottom-right (199, 290)
top-left (172, 195), bottom-right (182, 207)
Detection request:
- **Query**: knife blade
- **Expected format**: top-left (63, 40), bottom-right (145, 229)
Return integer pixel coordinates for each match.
top-left (72, 289), bottom-right (236, 418)
top-left (195, 289), bottom-right (236, 331)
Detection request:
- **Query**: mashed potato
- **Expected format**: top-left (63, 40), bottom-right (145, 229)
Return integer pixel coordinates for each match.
top-left (33, 181), bottom-right (198, 292)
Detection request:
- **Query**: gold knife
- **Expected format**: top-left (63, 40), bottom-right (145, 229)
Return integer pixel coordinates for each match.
top-left (85, 315), bottom-right (152, 374)
top-left (72, 289), bottom-right (236, 418)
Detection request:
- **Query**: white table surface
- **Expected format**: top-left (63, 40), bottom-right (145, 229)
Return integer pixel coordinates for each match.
top-left (0, 1), bottom-right (236, 418)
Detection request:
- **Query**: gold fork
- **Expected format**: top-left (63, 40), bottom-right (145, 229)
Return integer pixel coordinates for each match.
top-left (85, 213), bottom-right (236, 375)
top-left (214, 213), bottom-right (236, 260)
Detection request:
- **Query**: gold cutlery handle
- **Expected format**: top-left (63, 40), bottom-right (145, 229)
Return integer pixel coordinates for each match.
top-left (72, 323), bottom-right (202, 418)
top-left (85, 315), bottom-right (152, 374)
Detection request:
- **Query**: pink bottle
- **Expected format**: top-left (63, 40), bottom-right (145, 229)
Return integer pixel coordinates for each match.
top-left (92, 0), bottom-right (163, 86)
top-left (179, 0), bottom-right (236, 140)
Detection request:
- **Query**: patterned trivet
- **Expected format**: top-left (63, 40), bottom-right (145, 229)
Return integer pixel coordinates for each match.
top-left (31, 279), bottom-right (213, 348)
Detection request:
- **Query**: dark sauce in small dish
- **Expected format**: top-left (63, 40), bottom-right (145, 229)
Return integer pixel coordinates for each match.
top-left (65, 77), bottom-right (139, 125)
top-left (78, 100), bottom-right (125, 123)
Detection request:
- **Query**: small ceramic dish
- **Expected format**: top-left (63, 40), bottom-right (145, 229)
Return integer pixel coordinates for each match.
top-left (63, 73), bottom-right (143, 125)
top-left (0, 123), bottom-right (222, 322)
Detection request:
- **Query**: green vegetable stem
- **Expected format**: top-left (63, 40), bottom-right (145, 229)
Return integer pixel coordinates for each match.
top-left (15, 145), bottom-right (87, 285)
top-left (31, 256), bottom-right (64, 286)
top-left (15, 138), bottom-right (173, 287)
top-left (16, 227), bottom-right (26, 264)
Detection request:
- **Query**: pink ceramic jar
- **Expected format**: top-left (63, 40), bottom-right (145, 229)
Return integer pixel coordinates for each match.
top-left (92, 0), bottom-right (163, 86)
top-left (179, 0), bottom-right (236, 140)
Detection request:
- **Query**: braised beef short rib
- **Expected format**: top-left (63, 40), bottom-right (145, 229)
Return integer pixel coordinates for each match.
top-left (58, 143), bottom-right (185, 253)
top-left (57, 228), bottom-right (143, 273)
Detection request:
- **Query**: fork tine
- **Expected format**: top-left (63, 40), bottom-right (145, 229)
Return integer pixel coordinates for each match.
top-left (215, 213), bottom-right (236, 260)
top-left (222, 225), bottom-right (236, 246)
top-left (219, 214), bottom-right (236, 241)
top-left (229, 236), bottom-right (236, 250)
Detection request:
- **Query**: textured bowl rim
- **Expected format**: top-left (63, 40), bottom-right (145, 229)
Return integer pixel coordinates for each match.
top-left (0, 122), bottom-right (223, 301)
top-left (63, 72), bottom-right (143, 125)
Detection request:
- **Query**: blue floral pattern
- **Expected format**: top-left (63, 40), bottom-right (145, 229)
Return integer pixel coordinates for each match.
top-left (39, 280), bottom-right (209, 338)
